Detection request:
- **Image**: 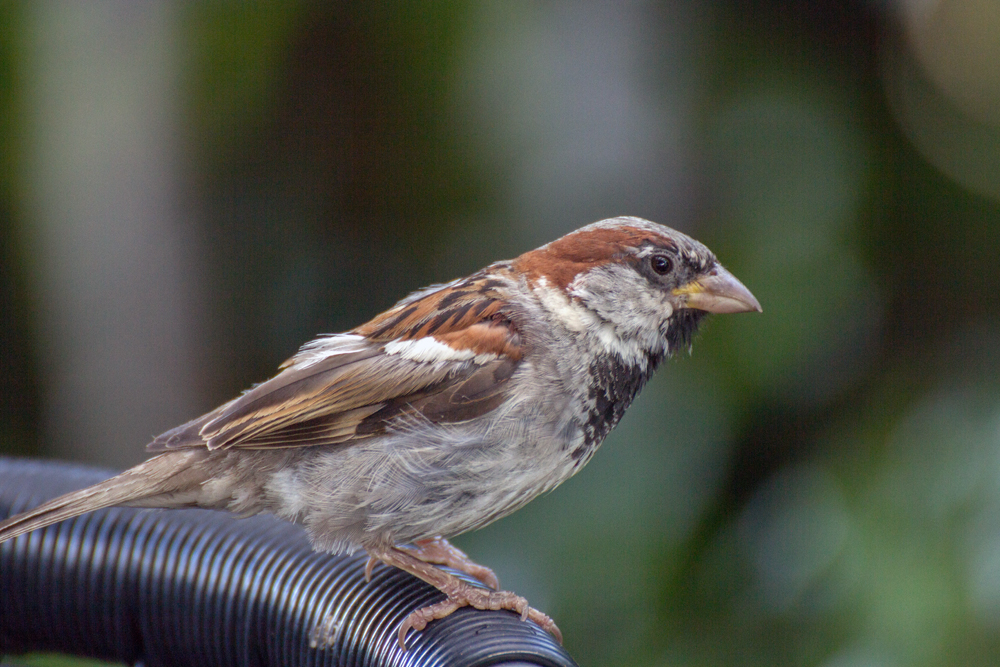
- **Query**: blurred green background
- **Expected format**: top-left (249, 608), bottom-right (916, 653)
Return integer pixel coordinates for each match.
top-left (3, 2), bottom-right (1000, 666)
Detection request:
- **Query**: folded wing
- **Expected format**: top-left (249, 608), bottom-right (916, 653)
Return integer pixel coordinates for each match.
top-left (149, 274), bottom-right (522, 451)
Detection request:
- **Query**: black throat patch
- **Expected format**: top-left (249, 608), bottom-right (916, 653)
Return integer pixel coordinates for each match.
top-left (665, 309), bottom-right (707, 353)
top-left (570, 350), bottom-right (662, 467)
top-left (569, 310), bottom-right (706, 467)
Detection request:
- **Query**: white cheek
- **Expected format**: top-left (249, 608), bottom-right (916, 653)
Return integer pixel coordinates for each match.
top-left (593, 321), bottom-right (642, 359)
top-left (566, 268), bottom-right (674, 361)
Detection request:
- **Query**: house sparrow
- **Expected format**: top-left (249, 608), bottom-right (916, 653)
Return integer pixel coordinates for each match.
top-left (0, 216), bottom-right (760, 647)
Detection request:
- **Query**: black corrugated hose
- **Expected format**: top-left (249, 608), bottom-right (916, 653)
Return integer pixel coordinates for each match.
top-left (0, 457), bottom-right (578, 667)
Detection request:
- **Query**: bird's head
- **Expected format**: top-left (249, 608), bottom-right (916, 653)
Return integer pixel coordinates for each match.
top-left (513, 216), bottom-right (761, 358)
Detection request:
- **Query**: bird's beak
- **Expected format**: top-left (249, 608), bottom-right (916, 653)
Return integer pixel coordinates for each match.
top-left (672, 266), bottom-right (762, 314)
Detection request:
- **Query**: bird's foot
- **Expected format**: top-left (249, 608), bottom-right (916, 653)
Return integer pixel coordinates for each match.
top-left (366, 544), bottom-right (561, 650)
top-left (401, 536), bottom-right (500, 590)
top-left (398, 583), bottom-right (561, 649)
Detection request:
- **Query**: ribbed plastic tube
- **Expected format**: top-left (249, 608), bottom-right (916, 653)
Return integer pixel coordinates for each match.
top-left (0, 457), bottom-right (577, 667)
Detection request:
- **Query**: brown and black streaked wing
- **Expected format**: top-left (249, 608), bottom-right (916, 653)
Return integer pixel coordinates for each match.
top-left (148, 275), bottom-right (522, 452)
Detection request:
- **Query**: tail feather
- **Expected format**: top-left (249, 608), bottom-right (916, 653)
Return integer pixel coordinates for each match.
top-left (0, 451), bottom-right (207, 544)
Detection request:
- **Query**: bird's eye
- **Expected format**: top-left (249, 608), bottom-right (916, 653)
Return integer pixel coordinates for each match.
top-left (650, 254), bottom-right (673, 275)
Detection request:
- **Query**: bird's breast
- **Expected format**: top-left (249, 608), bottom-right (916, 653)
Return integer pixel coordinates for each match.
top-left (568, 351), bottom-right (662, 467)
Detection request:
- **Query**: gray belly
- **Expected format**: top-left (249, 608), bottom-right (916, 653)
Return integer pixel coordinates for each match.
top-left (285, 414), bottom-right (581, 554)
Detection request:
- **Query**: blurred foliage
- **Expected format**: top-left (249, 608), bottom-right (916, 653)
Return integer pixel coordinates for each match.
top-left (0, 1), bottom-right (38, 460)
top-left (185, 2), bottom-right (491, 398)
top-left (5, 1), bottom-right (1000, 666)
top-left (0, 3), bottom-right (25, 190)
top-left (181, 3), bottom-right (302, 164)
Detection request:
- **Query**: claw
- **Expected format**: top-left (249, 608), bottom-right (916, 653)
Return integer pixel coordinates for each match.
top-left (407, 537), bottom-right (500, 589)
top-left (397, 598), bottom-right (461, 649)
top-left (366, 544), bottom-right (562, 650)
top-left (364, 555), bottom-right (378, 582)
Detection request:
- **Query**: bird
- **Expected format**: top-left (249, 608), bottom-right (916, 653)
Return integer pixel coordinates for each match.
top-left (0, 215), bottom-right (760, 648)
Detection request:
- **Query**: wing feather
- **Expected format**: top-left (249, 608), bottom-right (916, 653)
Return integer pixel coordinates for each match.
top-left (148, 273), bottom-right (522, 452)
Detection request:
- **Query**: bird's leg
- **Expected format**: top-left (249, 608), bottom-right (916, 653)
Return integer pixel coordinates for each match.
top-left (367, 544), bottom-right (562, 650)
top-left (398, 536), bottom-right (500, 590)
top-left (363, 537), bottom-right (498, 589)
